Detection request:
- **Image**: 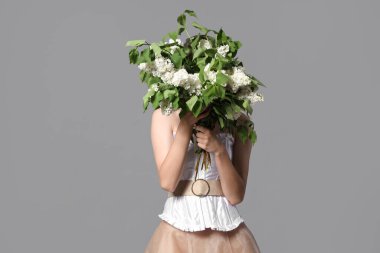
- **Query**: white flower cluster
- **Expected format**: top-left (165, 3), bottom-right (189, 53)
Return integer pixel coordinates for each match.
top-left (197, 39), bottom-right (229, 58)
top-left (247, 92), bottom-right (264, 104)
top-left (228, 66), bottom-right (252, 93)
top-left (164, 38), bottom-right (183, 54)
top-left (137, 54), bottom-right (203, 95)
top-left (138, 56), bottom-right (258, 98)
top-left (159, 99), bottom-right (174, 116)
top-left (237, 86), bottom-right (264, 105)
top-left (138, 38), bottom-right (263, 114)
top-left (204, 63), bottom-right (217, 84)
top-left (148, 83), bottom-right (159, 92)
top-left (198, 39), bottom-right (212, 50)
top-left (217, 44), bottom-right (229, 57)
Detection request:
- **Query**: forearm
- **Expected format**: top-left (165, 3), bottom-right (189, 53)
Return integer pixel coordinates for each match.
top-left (214, 146), bottom-right (245, 205)
top-left (159, 120), bottom-right (193, 192)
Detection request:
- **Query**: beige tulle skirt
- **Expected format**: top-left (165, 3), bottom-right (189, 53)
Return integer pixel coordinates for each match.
top-left (144, 220), bottom-right (261, 253)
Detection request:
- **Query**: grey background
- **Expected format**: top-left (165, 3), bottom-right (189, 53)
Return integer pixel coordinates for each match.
top-left (1, 0), bottom-right (379, 252)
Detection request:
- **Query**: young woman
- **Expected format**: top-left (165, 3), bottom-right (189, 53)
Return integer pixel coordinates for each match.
top-left (144, 107), bottom-right (261, 253)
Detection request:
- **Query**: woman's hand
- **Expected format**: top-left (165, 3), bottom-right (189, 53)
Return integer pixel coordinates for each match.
top-left (181, 106), bottom-right (211, 127)
top-left (193, 124), bottom-right (226, 155)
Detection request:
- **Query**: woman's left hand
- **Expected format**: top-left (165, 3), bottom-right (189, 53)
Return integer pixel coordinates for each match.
top-left (193, 125), bottom-right (226, 154)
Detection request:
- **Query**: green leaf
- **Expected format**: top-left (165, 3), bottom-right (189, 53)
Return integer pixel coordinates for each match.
top-left (163, 89), bottom-right (176, 99)
top-left (170, 50), bottom-right (183, 68)
top-left (162, 30), bottom-right (178, 42)
top-left (225, 105), bottom-right (234, 120)
top-left (191, 35), bottom-right (201, 49)
top-left (177, 14), bottom-right (186, 27)
top-left (150, 43), bottom-right (162, 56)
top-left (168, 31), bottom-right (178, 40)
top-left (143, 93), bottom-right (150, 111)
top-left (204, 48), bottom-right (217, 57)
top-left (128, 48), bottom-right (139, 64)
top-left (242, 99), bottom-right (253, 114)
top-left (186, 95), bottom-right (198, 111)
top-left (216, 29), bottom-right (228, 45)
top-left (151, 91), bottom-right (163, 108)
top-left (209, 58), bottom-right (218, 70)
top-left (213, 106), bottom-right (223, 116)
top-left (215, 52), bottom-right (229, 63)
top-left (218, 116), bottom-right (225, 128)
top-left (199, 67), bottom-right (205, 83)
top-left (215, 71), bottom-right (230, 86)
top-left (192, 21), bottom-right (208, 33)
top-left (177, 26), bottom-right (185, 35)
top-left (172, 96), bottom-right (180, 108)
top-left (249, 129), bottom-right (257, 144)
top-left (196, 56), bottom-right (207, 68)
top-left (202, 86), bottom-right (216, 105)
top-left (178, 48), bottom-right (187, 58)
top-left (139, 70), bottom-right (148, 83)
top-left (238, 125), bottom-right (249, 144)
top-left (141, 48), bottom-right (152, 63)
top-left (184, 9), bottom-right (197, 18)
top-left (203, 85), bottom-right (225, 105)
top-left (193, 48), bottom-right (205, 60)
top-left (125, 40), bottom-right (146, 47)
top-left (143, 88), bottom-right (155, 111)
top-left (193, 100), bottom-right (203, 116)
top-left (215, 85), bottom-right (226, 98)
top-left (147, 76), bottom-right (161, 86)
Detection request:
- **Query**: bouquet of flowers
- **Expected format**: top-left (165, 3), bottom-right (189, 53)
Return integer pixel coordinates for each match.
top-left (125, 9), bottom-right (266, 172)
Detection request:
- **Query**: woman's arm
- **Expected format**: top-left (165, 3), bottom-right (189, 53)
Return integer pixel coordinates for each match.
top-left (151, 108), bottom-right (210, 192)
top-left (216, 114), bottom-right (253, 205)
top-left (194, 114), bottom-right (253, 205)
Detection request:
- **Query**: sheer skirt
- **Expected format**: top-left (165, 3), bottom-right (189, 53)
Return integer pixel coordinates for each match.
top-left (144, 220), bottom-right (261, 253)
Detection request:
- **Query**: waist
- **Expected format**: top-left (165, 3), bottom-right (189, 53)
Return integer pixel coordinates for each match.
top-left (167, 179), bottom-right (224, 198)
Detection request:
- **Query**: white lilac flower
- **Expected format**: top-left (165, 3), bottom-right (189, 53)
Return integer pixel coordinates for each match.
top-left (138, 62), bottom-right (155, 72)
top-left (247, 92), bottom-right (264, 104)
top-left (151, 84), bottom-right (159, 92)
top-left (159, 99), bottom-right (174, 116)
top-left (198, 39), bottom-right (212, 49)
top-left (165, 38), bottom-right (183, 54)
top-left (204, 63), bottom-right (217, 84)
top-left (217, 44), bottom-right (229, 57)
top-left (153, 56), bottom-right (174, 76)
top-left (185, 73), bottom-right (202, 95)
top-left (160, 71), bottom-right (174, 84)
top-left (228, 66), bottom-right (252, 92)
top-left (170, 68), bottom-right (189, 87)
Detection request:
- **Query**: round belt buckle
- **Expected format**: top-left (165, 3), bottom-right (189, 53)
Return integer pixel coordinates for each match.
top-left (191, 179), bottom-right (210, 197)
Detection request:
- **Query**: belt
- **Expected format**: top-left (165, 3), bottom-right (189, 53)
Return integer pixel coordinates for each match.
top-left (168, 179), bottom-right (225, 197)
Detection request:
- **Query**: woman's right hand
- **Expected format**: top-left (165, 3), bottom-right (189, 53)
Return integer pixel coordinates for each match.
top-left (181, 107), bottom-right (211, 127)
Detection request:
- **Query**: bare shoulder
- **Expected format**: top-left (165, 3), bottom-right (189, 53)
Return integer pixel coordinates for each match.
top-left (150, 108), bottom-right (181, 171)
top-left (151, 108), bottom-right (180, 135)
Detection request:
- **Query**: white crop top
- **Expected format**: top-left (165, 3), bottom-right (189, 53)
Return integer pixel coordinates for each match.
top-left (158, 131), bottom-right (245, 232)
